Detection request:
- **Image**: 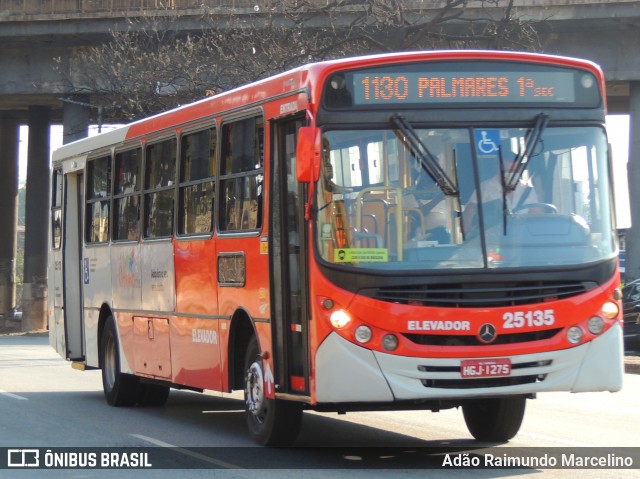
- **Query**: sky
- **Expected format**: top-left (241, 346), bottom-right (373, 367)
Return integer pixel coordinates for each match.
top-left (606, 115), bottom-right (631, 229)
top-left (17, 115), bottom-right (633, 229)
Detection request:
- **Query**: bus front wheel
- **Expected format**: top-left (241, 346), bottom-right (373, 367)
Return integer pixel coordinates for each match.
top-left (462, 396), bottom-right (526, 442)
top-left (100, 316), bottom-right (140, 407)
top-left (243, 337), bottom-right (302, 446)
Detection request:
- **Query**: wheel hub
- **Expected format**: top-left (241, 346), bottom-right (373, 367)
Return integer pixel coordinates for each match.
top-left (245, 361), bottom-right (267, 420)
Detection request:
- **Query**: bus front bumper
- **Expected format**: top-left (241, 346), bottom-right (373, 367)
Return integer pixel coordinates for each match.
top-left (314, 323), bottom-right (624, 404)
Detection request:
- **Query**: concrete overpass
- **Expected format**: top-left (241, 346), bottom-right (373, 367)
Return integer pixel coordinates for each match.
top-left (1, 0), bottom-right (639, 117)
top-left (1, 0), bottom-right (640, 329)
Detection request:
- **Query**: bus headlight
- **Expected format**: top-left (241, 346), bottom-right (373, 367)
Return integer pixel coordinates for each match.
top-left (601, 301), bottom-right (619, 319)
top-left (587, 316), bottom-right (605, 335)
top-left (329, 310), bottom-right (351, 329)
top-left (567, 326), bottom-right (584, 344)
top-left (354, 325), bottom-right (372, 344)
top-left (382, 334), bottom-right (399, 351)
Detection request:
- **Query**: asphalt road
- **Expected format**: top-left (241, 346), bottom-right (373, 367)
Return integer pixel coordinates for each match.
top-left (0, 333), bottom-right (639, 479)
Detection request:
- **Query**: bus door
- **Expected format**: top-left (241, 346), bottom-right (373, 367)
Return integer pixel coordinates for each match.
top-left (271, 117), bottom-right (310, 396)
top-left (49, 168), bottom-right (64, 355)
top-left (62, 171), bottom-right (85, 361)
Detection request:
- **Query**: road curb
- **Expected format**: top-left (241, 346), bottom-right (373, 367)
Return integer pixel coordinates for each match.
top-left (0, 330), bottom-right (47, 337)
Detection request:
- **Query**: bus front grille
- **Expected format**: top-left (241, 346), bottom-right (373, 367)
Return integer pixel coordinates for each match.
top-left (370, 280), bottom-right (595, 308)
top-left (421, 375), bottom-right (544, 389)
top-left (403, 328), bottom-right (562, 346)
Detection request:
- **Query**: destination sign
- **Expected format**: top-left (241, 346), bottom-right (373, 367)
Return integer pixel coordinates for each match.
top-left (353, 71), bottom-right (574, 104)
top-left (323, 61), bottom-right (600, 108)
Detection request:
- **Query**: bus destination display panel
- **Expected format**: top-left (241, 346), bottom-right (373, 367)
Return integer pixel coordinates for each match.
top-left (324, 61), bottom-right (600, 108)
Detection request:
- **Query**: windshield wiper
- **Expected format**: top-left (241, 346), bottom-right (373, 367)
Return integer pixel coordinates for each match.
top-left (505, 113), bottom-right (549, 192)
top-left (390, 114), bottom-right (458, 196)
top-left (498, 146), bottom-right (509, 236)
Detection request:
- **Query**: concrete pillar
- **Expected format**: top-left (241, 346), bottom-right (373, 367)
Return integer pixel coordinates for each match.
top-left (0, 119), bottom-right (19, 329)
top-left (22, 107), bottom-right (50, 331)
top-left (626, 82), bottom-right (640, 282)
top-left (62, 95), bottom-right (90, 144)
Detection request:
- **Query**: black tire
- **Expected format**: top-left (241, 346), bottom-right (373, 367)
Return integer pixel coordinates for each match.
top-left (243, 336), bottom-right (303, 446)
top-left (100, 316), bottom-right (140, 407)
top-left (138, 383), bottom-right (170, 407)
top-left (462, 396), bottom-right (526, 442)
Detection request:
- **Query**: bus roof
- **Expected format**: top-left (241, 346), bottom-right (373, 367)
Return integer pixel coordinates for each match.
top-left (51, 50), bottom-right (603, 164)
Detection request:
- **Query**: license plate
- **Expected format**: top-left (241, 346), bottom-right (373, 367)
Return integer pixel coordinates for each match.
top-left (460, 358), bottom-right (511, 378)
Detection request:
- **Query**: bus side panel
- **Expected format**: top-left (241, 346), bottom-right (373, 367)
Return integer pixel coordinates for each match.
top-left (173, 239), bottom-right (222, 391)
top-left (140, 241), bottom-right (175, 312)
top-left (132, 316), bottom-right (172, 379)
top-left (217, 234), bottom-right (271, 393)
top-left (48, 248), bottom-right (65, 356)
top-left (110, 243), bottom-right (142, 312)
top-left (108, 243), bottom-right (141, 373)
top-left (174, 240), bottom-right (218, 316)
top-left (171, 316), bottom-right (222, 390)
top-left (83, 245), bottom-right (113, 368)
top-left (128, 242), bottom-right (175, 380)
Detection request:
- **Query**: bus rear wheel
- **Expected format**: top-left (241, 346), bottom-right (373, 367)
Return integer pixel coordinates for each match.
top-left (101, 316), bottom-right (140, 407)
top-left (462, 396), bottom-right (526, 442)
top-left (243, 337), bottom-right (302, 446)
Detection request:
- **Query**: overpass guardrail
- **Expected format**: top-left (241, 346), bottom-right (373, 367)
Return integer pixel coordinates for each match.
top-left (0, 0), bottom-right (276, 16)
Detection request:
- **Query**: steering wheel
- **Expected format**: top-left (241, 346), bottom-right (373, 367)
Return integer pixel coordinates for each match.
top-left (512, 202), bottom-right (558, 214)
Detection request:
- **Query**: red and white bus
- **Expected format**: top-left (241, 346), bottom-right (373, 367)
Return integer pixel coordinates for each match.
top-left (48, 50), bottom-right (624, 446)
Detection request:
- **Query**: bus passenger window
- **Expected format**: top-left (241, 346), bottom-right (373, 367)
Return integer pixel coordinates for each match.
top-left (114, 196), bottom-right (140, 241)
top-left (144, 138), bottom-right (176, 239)
top-left (85, 155), bottom-right (111, 244)
top-left (219, 116), bottom-right (264, 232)
top-left (178, 128), bottom-right (216, 235)
top-left (51, 168), bottom-right (63, 249)
top-left (113, 148), bottom-right (141, 241)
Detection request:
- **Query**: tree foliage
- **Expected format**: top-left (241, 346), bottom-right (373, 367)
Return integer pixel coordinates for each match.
top-left (55, 0), bottom-right (540, 122)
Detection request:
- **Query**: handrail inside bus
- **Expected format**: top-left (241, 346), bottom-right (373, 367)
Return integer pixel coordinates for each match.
top-left (355, 186), bottom-right (403, 262)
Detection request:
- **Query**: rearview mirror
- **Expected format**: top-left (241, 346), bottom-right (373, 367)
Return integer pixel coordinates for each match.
top-left (296, 126), bottom-right (321, 183)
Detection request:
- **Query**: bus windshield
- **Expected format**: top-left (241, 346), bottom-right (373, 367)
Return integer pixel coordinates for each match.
top-left (314, 125), bottom-right (614, 270)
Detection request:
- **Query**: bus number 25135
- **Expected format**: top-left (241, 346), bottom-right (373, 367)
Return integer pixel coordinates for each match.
top-left (503, 309), bottom-right (555, 329)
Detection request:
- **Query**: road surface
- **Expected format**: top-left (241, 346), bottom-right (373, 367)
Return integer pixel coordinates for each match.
top-left (0, 333), bottom-right (638, 478)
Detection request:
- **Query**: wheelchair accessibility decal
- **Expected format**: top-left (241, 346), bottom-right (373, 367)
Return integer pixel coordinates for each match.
top-left (475, 129), bottom-right (500, 156)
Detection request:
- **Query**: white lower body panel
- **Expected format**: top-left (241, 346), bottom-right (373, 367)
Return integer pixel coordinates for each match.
top-left (314, 324), bottom-right (624, 404)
